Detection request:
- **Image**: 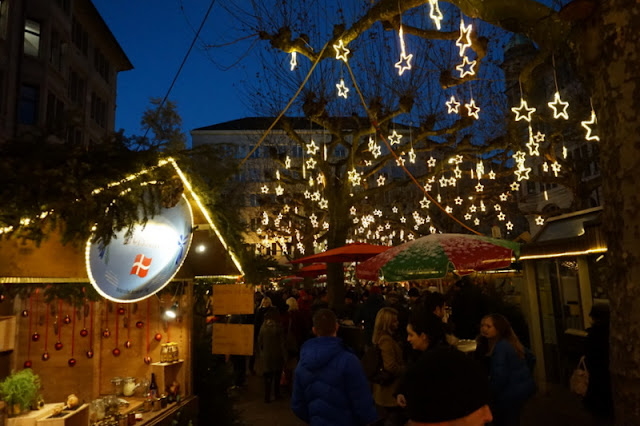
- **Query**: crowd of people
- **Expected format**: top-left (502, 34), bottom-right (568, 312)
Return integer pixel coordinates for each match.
top-left (227, 281), bottom-right (543, 426)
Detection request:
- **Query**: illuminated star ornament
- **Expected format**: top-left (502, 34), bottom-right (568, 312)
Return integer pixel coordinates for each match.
top-left (306, 157), bottom-right (317, 170)
top-left (428, 0), bottom-right (444, 30)
top-left (395, 26), bottom-right (413, 76)
top-left (456, 56), bottom-right (477, 78)
top-left (535, 216), bottom-right (545, 226)
top-left (285, 156), bottom-right (291, 169)
top-left (261, 185), bottom-right (269, 194)
top-left (456, 19), bottom-right (472, 57)
top-left (306, 140), bottom-right (319, 155)
top-left (515, 167), bottom-right (531, 181)
top-left (499, 193), bottom-right (509, 202)
top-left (454, 197), bottom-right (463, 205)
top-left (408, 148), bottom-right (417, 163)
top-left (465, 99), bottom-right (480, 120)
top-left (333, 39), bottom-right (350, 62)
top-left (475, 182), bottom-right (484, 192)
top-left (336, 79), bottom-right (349, 98)
top-left (581, 110), bottom-right (600, 141)
top-left (506, 222), bottom-right (514, 231)
top-left (427, 157), bottom-right (437, 168)
top-left (350, 206), bottom-right (357, 215)
top-left (388, 130), bottom-right (403, 146)
top-left (510, 182), bottom-right (520, 191)
top-left (548, 92), bottom-right (569, 119)
top-left (348, 169), bottom-right (362, 186)
top-left (446, 96), bottom-right (460, 114)
top-left (290, 52), bottom-right (297, 71)
top-left (377, 175), bottom-right (386, 187)
top-left (512, 99), bottom-right (536, 122)
top-left (420, 197), bottom-right (431, 209)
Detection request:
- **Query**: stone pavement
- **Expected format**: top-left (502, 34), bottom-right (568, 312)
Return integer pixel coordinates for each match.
top-left (232, 374), bottom-right (611, 426)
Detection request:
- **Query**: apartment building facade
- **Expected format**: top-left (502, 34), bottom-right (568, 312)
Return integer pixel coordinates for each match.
top-left (0, 0), bottom-right (132, 145)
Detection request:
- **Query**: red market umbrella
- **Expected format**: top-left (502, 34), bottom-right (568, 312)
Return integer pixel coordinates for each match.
top-left (278, 276), bottom-right (304, 284)
top-left (290, 242), bottom-right (391, 264)
top-left (356, 233), bottom-right (520, 282)
top-left (297, 263), bottom-right (327, 277)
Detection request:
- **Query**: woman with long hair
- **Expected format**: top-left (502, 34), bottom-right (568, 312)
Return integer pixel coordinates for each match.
top-left (371, 307), bottom-right (405, 426)
top-left (476, 313), bottom-right (535, 426)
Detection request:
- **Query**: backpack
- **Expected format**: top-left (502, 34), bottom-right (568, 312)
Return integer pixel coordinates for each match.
top-left (361, 344), bottom-right (395, 385)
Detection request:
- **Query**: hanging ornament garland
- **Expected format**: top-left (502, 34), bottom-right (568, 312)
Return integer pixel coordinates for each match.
top-left (80, 299), bottom-right (89, 337)
top-left (68, 307), bottom-right (76, 367)
top-left (86, 301), bottom-right (94, 359)
top-left (42, 301), bottom-right (50, 361)
top-left (113, 303), bottom-right (120, 357)
top-left (24, 292), bottom-right (34, 368)
top-left (32, 289), bottom-right (40, 342)
top-left (102, 301), bottom-right (111, 338)
top-left (144, 298), bottom-right (152, 364)
top-left (124, 304), bottom-right (132, 349)
top-left (54, 299), bottom-right (63, 351)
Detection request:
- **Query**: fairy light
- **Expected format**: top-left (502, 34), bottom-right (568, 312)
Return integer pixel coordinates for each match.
top-left (551, 162), bottom-right (562, 177)
top-left (306, 157), bottom-right (317, 170)
top-left (428, 0), bottom-right (443, 30)
top-left (333, 39), bottom-right (350, 62)
top-left (535, 216), bottom-right (545, 226)
top-left (475, 182), bottom-right (484, 192)
top-left (396, 156), bottom-right (406, 166)
top-left (548, 92), bottom-right (569, 119)
top-left (290, 52), bottom-right (297, 71)
top-left (348, 169), bottom-right (362, 186)
top-left (285, 156), bottom-right (291, 169)
top-left (420, 197), bottom-right (431, 209)
top-left (456, 56), bottom-right (477, 78)
top-left (488, 170), bottom-right (496, 179)
top-left (544, 189), bottom-right (549, 200)
top-left (388, 130), bottom-right (403, 145)
top-left (261, 185), bottom-right (269, 194)
top-left (512, 99), bottom-right (536, 122)
top-left (581, 110), bottom-right (600, 141)
top-left (395, 26), bottom-right (413, 76)
top-left (408, 148), bottom-right (416, 163)
top-left (526, 126), bottom-right (540, 156)
top-left (377, 175), bottom-right (386, 186)
top-left (336, 79), bottom-right (350, 98)
top-left (456, 19), bottom-right (472, 57)
top-left (562, 146), bottom-right (568, 159)
top-left (446, 96), bottom-right (461, 114)
top-left (455, 197), bottom-right (463, 205)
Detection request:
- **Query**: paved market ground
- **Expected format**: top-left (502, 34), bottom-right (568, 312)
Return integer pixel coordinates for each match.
top-left (232, 373), bottom-right (612, 426)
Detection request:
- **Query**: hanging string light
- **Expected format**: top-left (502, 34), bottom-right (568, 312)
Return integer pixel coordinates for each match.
top-left (428, 0), bottom-right (444, 29)
top-left (395, 25), bottom-right (413, 76)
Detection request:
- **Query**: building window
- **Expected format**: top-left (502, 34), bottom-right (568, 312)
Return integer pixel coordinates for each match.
top-left (90, 91), bottom-right (107, 128)
top-left (49, 30), bottom-right (63, 72)
top-left (19, 85), bottom-right (39, 124)
top-left (54, 0), bottom-right (71, 14)
top-left (46, 91), bottom-right (65, 129)
top-left (93, 48), bottom-right (110, 84)
top-left (68, 70), bottom-right (86, 106)
top-left (24, 20), bottom-right (40, 57)
top-left (72, 17), bottom-right (88, 56)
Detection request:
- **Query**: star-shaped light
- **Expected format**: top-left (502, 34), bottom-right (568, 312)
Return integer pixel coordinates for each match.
top-left (548, 91), bottom-right (569, 120)
top-left (427, 157), bottom-right (437, 168)
top-left (526, 139), bottom-right (540, 156)
top-left (511, 99), bottom-right (536, 122)
top-left (453, 155), bottom-right (464, 164)
top-left (455, 197), bottom-right (463, 205)
top-left (319, 198), bottom-right (328, 209)
top-left (456, 56), bottom-right (477, 78)
top-left (581, 110), bottom-right (600, 141)
top-left (446, 96), bottom-right (460, 114)
top-left (488, 170), bottom-right (496, 180)
top-left (290, 52), bottom-right (297, 71)
top-left (542, 162), bottom-right (549, 172)
top-left (333, 39), bottom-right (350, 62)
top-left (395, 52), bottom-right (413, 76)
top-left (317, 173), bottom-right (325, 186)
top-left (392, 206), bottom-right (398, 213)
top-left (454, 166), bottom-right (462, 178)
top-left (388, 130), bottom-right (403, 145)
top-left (429, 0), bottom-right (444, 30)
top-left (396, 156), bottom-right (406, 166)
top-left (408, 148), bottom-right (417, 163)
top-left (283, 205), bottom-right (290, 213)
top-left (513, 151), bottom-right (527, 164)
top-left (499, 193), bottom-right (509, 201)
top-left (285, 156), bottom-right (291, 169)
top-left (506, 222), bottom-right (514, 231)
top-left (475, 182), bottom-right (484, 192)
top-left (374, 209), bottom-right (382, 217)
top-left (465, 98), bottom-right (480, 119)
top-left (261, 185), bottom-right (269, 194)
top-left (464, 213), bottom-right (472, 220)
top-left (445, 206), bottom-right (453, 214)
top-left (350, 206), bottom-right (357, 215)
top-left (307, 140), bottom-right (319, 155)
top-left (336, 79), bottom-right (349, 98)
top-left (439, 176), bottom-right (449, 187)
top-left (551, 161), bottom-right (562, 176)
top-left (455, 19), bottom-right (472, 57)
top-left (311, 191), bottom-right (321, 201)
top-left (474, 218), bottom-right (480, 226)
top-left (420, 197), bottom-right (431, 209)
top-left (448, 177), bottom-right (457, 186)
top-left (494, 204), bottom-right (502, 211)
top-left (275, 185), bottom-right (284, 196)
top-left (368, 137), bottom-right (382, 158)
top-left (533, 131), bottom-right (546, 143)
top-left (510, 182), bottom-right (520, 191)
top-left (469, 205), bottom-right (477, 213)
top-left (515, 167), bottom-right (532, 181)
top-left (424, 183), bottom-right (433, 192)
top-left (562, 146), bottom-right (568, 159)
top-left (364, 160), bottom-right (373, 166)
top-left (535, 216), bottom-right (545, 226)
top-left (497, 212), bottom-right (506, 221)
top-left (377, 175), bottom-right (386, 186)
top-left (348, 169), bottom-right (362, 186)
top-left (400, 216), bottom-right (407, 224)
top-left (306, 157), bottom-right (317, 169)
top-left (303, 190), bottom-right (311, 199)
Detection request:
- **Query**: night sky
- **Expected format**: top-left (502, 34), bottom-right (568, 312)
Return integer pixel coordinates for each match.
top-left (93, 1), bottom-right (257, 144)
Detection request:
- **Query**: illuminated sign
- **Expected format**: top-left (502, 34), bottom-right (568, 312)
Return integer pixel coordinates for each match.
top-left (86, 195), bottom-right (193, 302)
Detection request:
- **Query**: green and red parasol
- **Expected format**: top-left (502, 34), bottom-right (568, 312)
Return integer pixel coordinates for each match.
top-left (355, 233), bottom-right (520, 282)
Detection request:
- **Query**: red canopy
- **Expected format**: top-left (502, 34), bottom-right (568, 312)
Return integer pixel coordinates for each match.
top-left (297, 263), bottom-right (327, 277)
top-left (290, 242), bottom-right (391, 264)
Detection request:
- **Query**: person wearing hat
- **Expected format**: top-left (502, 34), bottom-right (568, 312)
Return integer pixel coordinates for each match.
top-left (399, 346), bottom-right (493, 425)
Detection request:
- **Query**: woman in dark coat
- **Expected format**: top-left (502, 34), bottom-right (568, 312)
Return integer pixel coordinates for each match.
top-left (583, 303), bottom-right (613, 420)
top-left (258, 308), bottom-right (287, 403)
top-left (476, 313), bottom-right (535, 426)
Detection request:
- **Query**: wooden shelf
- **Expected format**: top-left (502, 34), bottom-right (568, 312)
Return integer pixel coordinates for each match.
top-left (36, 404), bottom-right (88, 426)
top-left (150, 360), bottom-right (185, 397)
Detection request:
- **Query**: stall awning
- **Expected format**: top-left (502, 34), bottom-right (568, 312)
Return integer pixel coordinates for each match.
top-left (520, 207), bottom-right (606, 260)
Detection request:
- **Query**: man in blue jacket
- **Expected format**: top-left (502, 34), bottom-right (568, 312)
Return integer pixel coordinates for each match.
top-left (292, 308), bottom-right (378, 426)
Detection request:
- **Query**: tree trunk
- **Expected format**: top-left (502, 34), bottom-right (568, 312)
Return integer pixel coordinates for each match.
top-left (579, 1), bottom-right (640, 422)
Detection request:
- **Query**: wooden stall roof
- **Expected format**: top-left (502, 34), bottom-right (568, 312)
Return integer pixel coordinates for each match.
top-left (520, 207), bottom-right (606, 260)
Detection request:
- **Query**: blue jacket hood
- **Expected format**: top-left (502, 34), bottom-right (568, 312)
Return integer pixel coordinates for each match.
top-left (298, 336), bottom-right (348, 370)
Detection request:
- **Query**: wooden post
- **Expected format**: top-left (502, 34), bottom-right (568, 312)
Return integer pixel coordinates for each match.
top-left (521, 261), bottom-right (547, 393)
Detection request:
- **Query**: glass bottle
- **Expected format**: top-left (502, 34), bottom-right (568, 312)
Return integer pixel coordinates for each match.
top-left (149, 373), bottom-right (158, 398)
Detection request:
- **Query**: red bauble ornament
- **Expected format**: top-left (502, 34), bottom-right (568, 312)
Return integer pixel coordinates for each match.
top-left (42, 352), bottom-right (50, 361)
top-left (63, 315), bottom-right (71, 324)
top-left (21, 310), bottom-right (29, 317)
top-left (54, 341), bottom-right (63, 351)
top-left (154, 333), bottom-right (162, 342)
top-left (112, 348), bottom-right (121, 357)
top-left (124, 340), bottom-right (132, 349)
top-left (102, 329), bottom-right (111, 338)
top-left (86, 350), bottom-right (94, 359)
top-left (0, 294), bottom-right (5, 302)
top-left (135, 321), bottom-right (144, 329)
top-left (32, 332), bottom-right (40, 342)
top-left (117, 306), bottom-right (126, 315)
top-left (68, 358), bottom-right (76, 367)
top-left (24, 360), bottom-right (32, 368)
top-left (144, 356), bottom-right (152, 364)
top-left (80, 328), bottom-right (88, 337)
